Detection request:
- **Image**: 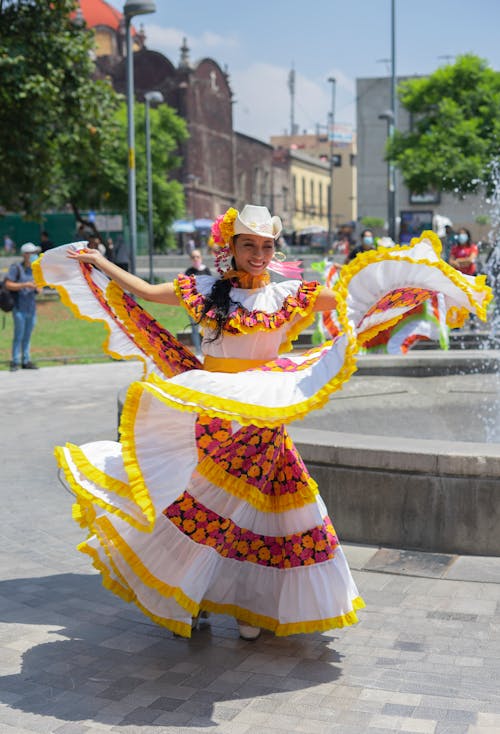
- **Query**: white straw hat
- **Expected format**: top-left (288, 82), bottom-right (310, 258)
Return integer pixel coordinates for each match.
top-left (234, 205), bottom-right (282, 240)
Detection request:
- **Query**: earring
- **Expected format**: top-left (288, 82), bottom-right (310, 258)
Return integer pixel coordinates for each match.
top-left (273, 251), bottom-right (286, 262)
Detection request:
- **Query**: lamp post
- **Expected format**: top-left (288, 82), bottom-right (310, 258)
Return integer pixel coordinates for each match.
top-left (378, 109), bottom-right (395, 241)
top-left (124, 0), bottom-right (156, 275)
top-left (144, 91), bottom-right (164, 284)
top-left (327, 77), bottom-right (336, 249)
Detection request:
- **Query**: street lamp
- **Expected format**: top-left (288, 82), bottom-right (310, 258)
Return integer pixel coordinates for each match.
top-left (144, 90), bottom-right (164, 284)
top-left (378, 0), bottom-right (397, 242)
top-left (327, 77), bottom-right (336, 248)
top-left (124, 0), bottom-right (156, 275)
top-left (378, 109), bottom-right (396, 241)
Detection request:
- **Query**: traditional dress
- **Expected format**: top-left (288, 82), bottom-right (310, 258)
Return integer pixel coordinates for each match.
top-left (33, 231), bottom-right (491, 638)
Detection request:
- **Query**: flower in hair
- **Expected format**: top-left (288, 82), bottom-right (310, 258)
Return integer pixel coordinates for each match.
top-left (211, 207), bottom-right (238, 246)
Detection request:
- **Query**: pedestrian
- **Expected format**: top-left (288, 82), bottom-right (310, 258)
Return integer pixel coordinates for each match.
top-left (345, 228), bottom-right (376, 263)
top-left (39, 230), bottom-right (54, 253)
top-left (5, 242), bottom-right (40, 371)
top-left (449, 227), bottom-right (478, 276)
top-left (449, 227), bottom-right (480, 330)
top-left (87, 234), bottom-right (106, 256)
top-left (34, 205), bottom-right (491, 641)
top-left (184, 249), bottom-right (211, 358)
top-left (109, 234), bottom-right (129, 271)
top-left (441, 224), bottom-right (456, 263)
top-left (3, 233), bottom-right (15, 254)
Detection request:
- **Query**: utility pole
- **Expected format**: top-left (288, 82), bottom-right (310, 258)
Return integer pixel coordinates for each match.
top-left (288, 65), bottom-right (296, 136)
top-left (327, 77), bottom-right (336, 248)
top-left (388, 0), bottom-right (397, 241)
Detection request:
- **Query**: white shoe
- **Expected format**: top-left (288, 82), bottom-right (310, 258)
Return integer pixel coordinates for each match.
top-left (238, 622), bottom-right (261, 641)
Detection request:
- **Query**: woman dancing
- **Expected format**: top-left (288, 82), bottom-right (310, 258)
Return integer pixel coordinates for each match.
top-left (34, 204), bottom-right (491, 640)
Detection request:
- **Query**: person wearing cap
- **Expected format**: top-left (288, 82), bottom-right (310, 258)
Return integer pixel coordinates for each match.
top-left (5, 242), bottom-right (41, 371)
top-left (33, 204), bottom-right (492, 644)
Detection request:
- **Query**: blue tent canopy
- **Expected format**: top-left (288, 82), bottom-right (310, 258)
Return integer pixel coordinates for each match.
top-left (193, 218), bottom-right (213, 230)
top-left (172, 220), bottom-right (196, 233)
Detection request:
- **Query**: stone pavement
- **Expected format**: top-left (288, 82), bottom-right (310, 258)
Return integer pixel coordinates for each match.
top-left (1, 362), bottom-right (500, 734)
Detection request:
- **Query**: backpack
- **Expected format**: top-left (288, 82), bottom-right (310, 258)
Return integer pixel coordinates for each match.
top-left (0, 264), bottom-right (21, 313)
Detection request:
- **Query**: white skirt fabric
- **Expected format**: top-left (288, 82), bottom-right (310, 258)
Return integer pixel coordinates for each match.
top-left (33, 233), bottom-right (491, 637)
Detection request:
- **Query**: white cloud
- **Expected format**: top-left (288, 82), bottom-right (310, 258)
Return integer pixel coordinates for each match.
top-left (143, 23), bottom-right (238, 63)
top-left (142, 26), bottom-right (355, 141)
top-left (231, 63), bottom-right (355, 142)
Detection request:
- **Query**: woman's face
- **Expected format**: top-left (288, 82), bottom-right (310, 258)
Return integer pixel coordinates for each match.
top-left (233, 233), bottom-right (275, 275)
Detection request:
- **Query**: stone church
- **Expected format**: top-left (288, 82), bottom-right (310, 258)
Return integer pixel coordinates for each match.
top-left (78, 0), bottom-right (279, 224)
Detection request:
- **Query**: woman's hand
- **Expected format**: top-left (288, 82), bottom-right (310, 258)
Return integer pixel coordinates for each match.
top-left (66, 247), bottom-right (104, 265)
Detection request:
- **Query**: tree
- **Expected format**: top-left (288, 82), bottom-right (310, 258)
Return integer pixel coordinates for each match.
top-left (387, 55), bottom-right (500, 197)
top-left (0, 0), bottom-right (116, 216)
top-left (0, 0), bottom-right (187, 241)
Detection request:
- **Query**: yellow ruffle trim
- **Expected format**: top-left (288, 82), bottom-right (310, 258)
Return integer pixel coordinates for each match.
top-left (55, 445), bottom-right (152, 534)
top-left (64, 442), bottom-right (153, 532)
top-left (118, 382), bottom-right (156, 529)
top-left (32, 254), bottom-right (148, 376)
top-left (173, 277), bottom-right (322, 351)
top-left (202, 595), bottom-right (365, 636)
top-left (81, 516), bottom-right (364, 638)
top-left (196, 454), bottom-right (318, 513)
top-left (143, 337), bottom-right (358, 428)
top-left (95, 515), bottom-right (198, 616)
top-left (79, 541), bottom-right (134, 603)
top-left (78, 535), bottom-right (193, 638)
top-left (336, 231), bottom-right (493, 344)
top-left (106, 280), bottom-right (200, 376)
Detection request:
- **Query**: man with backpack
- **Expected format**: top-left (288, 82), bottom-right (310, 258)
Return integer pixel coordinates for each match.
top-left (4, 242), bottom-right (40, 371)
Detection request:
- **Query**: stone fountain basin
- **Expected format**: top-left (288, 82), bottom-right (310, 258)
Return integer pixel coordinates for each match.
top-left (290, 351), bottom-right (500, 556)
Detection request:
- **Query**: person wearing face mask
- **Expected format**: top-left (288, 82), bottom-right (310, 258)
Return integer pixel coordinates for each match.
top-left (345, 229), bottom-right (376, 263)
top-left (449, 227), bottom-right (478, 276)
top-left (5, 242), bottom-right (41, 371)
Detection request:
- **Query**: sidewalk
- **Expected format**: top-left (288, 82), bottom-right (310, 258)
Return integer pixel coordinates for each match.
top-left (1, 362), bottom-right (500, 734)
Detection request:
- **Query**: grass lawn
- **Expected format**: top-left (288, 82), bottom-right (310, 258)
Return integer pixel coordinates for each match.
top-left (0, 294), bottom-right (193, 369)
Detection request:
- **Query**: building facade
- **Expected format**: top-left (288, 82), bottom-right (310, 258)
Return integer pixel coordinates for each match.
top-left (270, 132), bottom-right (357, 229)
top-left (79, 0), bottom-right (344, 241)
top-left (357, 75), bottom-right (484, 240)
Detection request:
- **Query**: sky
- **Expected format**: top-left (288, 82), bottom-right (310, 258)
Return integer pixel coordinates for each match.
top-left (118, 0), bottom-right (500, 142)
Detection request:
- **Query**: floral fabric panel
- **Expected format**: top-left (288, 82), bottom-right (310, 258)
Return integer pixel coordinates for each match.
top-left (164, 492), bottom-right (339, 569)
top-left (358, 287), bottom-right (434, 327)
top-left (194, 415), bottom-right (318, 511)
top-left (81, 263), bottom-right (201, 377)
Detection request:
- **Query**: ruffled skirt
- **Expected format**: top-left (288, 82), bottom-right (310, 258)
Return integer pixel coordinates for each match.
top-left (33, 233), bottom-right (491, 637)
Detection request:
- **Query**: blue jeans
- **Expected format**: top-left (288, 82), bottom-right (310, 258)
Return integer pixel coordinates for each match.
top-left (189, 317), bottom-right (202, 353)
top-left (12, 307), bottom-right (36, 365)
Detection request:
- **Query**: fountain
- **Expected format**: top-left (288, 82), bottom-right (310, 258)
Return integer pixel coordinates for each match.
top-left (291, 173), bottom-right (500, 557)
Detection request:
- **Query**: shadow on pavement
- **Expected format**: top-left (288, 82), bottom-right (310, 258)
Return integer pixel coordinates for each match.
top-left (0, 572), bottom-right (344, 728)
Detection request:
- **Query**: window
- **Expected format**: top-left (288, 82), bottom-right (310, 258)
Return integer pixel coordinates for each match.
top-left (302, 177), bottom-right (306, 212)
top-left (333, 154), bottom-right (342, 167)
top-left (319, 182), bottom-right (323, 216)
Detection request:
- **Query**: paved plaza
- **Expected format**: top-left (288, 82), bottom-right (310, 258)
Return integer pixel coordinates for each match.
top-left (1, 362), bottom-right (500, 734)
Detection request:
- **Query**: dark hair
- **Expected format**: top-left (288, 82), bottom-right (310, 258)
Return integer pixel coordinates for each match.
top-left (360, 228), bottom-right (373, 239)
top-left (198, 255), bottom-right (242, 342)
top-left (458, 227), bottom-right (472, 241)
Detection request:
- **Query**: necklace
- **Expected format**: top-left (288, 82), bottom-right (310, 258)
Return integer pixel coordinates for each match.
top-left (222, 269), bottom-right (270, 289)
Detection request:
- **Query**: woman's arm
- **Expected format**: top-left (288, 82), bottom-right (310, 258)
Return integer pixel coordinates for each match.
top-left (313, 286), bottom-right (337, 312)
top-left (66, 247), bottom-right (180, 305)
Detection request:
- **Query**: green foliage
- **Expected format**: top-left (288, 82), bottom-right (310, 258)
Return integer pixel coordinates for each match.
top-left (361, 216), bottom-right (385, 229)
top-left (0, 0), bottom-right (107, 215)
top-left (0, 295), bottom-right (191, 368)
top-left (386, 55), bottom-right (500, 196)
top-left (0, 0), bottom-right (188, 239)
top-left (127, 104), bottom-right (187, 248)
top-left (475, 215), bottom-right (491, 226)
